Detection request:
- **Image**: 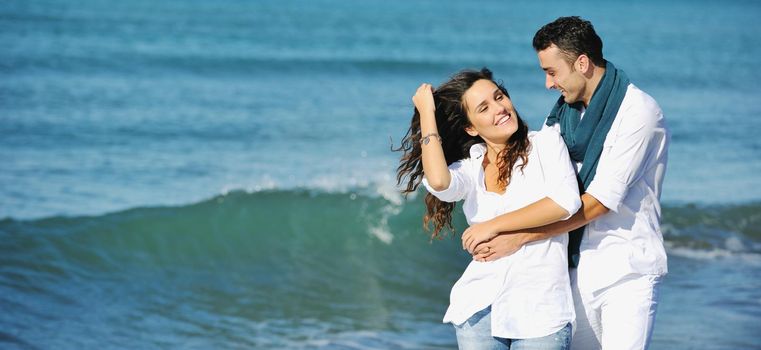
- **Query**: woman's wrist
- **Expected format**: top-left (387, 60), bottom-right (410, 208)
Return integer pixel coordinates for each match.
top-left (419, 111), bottom-right (439, 140)
top-left (419, 108), bottom-right (436, 120)
top-left (485, 220), bottom-right (501, 238)
top-left (420, 133), bottom-right (442, 145)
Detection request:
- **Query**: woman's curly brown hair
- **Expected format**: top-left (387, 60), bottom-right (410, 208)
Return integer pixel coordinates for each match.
top-left (395, 68), bottom-right (530, 239)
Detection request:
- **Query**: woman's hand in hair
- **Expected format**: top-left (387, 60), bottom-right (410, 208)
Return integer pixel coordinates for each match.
top-left (412, 83), bottom-right (436, 117)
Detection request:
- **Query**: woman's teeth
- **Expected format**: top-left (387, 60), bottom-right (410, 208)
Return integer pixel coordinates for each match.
top-left (496, 115), bottom-right (510, 125)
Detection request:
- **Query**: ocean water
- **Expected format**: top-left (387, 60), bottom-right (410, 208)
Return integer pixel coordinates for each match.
top-left (1, 0), bottom-right (760, 348)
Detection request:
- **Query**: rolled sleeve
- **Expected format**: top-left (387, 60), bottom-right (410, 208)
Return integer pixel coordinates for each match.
top-left (535, 129), bottom-right (582, 219)
top-left (421, 160), bottom-right (471, 203)
top-left (586, 176), bottom-right (627, 213)
top-left (587, 91), bottom-right (663, 213)
top-left (548, 184), bottom-right (582, 220)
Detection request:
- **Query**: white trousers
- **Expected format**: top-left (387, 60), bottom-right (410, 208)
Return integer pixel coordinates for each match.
top-left (570, 269), bottom-right (663, 350)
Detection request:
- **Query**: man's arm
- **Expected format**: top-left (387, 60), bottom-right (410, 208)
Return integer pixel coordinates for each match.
top-left (462, 196), bottom-right (570, 253)
top-left (473, 192), bottom-right (609, 261)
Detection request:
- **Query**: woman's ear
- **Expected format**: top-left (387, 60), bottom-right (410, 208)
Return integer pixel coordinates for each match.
top-left (465, 126), bottom-right (479, 137)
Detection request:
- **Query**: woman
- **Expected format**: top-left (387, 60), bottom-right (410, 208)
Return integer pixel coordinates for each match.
top-left (396, 68), bottom-right (580, 349)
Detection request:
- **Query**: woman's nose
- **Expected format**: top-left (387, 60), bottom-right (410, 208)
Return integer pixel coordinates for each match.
top-left (492, 102), bottom-right (507, 115)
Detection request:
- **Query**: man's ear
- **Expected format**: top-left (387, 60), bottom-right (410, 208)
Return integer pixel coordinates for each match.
top-left (576, 54), bottom-right (589, 74)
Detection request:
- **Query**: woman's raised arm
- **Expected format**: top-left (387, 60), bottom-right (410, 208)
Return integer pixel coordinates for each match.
top-left (414, 83), bottom-right (450, 191)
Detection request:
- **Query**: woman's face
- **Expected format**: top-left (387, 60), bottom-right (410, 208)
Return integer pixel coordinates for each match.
top-left (462, 79), bottom-right (519, 144)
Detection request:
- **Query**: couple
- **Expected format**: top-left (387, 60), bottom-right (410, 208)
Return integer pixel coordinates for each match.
top-left (396, 17), bottom-right (669, 350)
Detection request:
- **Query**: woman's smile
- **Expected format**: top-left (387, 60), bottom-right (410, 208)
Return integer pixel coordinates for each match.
top-left (495, 113), bottom-right (511, 126)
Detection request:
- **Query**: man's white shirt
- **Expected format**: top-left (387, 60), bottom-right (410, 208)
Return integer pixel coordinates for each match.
top-left (543, 83), bottom-right (670, 293)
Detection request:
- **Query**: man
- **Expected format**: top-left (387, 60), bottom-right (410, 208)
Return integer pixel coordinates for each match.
top-left (471, 16), bottom-right (670, 350)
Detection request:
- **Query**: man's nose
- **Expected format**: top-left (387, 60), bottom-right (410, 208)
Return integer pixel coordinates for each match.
top-left (545, 74), bottom-right (554, 90)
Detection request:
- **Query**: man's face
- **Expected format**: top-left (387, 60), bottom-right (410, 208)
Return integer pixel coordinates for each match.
top-left (537, 45), bottom-right (586, 105)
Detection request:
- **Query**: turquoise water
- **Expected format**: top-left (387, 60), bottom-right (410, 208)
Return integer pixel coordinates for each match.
top-left (1, 193), bottom-right (760, 348)
top-left (2, 0), bottom-right (761, 348)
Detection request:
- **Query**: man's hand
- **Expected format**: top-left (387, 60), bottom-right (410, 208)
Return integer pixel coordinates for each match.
top-left (470, 193), bottom-right (611, 261)
top-left (462, 221), bottom-right (498, 253)
top-left (472, 233), bottom-right (527, 262)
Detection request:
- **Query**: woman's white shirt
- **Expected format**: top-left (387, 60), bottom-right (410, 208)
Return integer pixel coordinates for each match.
top-left (422, 128), bottom-right (581, 339)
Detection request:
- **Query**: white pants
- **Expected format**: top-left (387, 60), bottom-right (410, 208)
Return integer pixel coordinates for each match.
top-left (570, 269), bottom-right (663, 350)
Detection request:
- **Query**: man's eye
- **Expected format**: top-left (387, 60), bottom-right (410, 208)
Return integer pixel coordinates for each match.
top-left (495, 94), bottom-right (503, 100)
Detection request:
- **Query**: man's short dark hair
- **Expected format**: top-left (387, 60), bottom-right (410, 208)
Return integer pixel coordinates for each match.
top-left (533, 16), bottom-right (605, 66)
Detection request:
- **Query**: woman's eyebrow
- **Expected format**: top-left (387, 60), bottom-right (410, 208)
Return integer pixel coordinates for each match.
top-left (475, 89), bottom-right (502, 111)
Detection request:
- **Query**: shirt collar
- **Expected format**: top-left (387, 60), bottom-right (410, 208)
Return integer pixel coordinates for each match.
top-left (469, 143), bottom-right (487, 160)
